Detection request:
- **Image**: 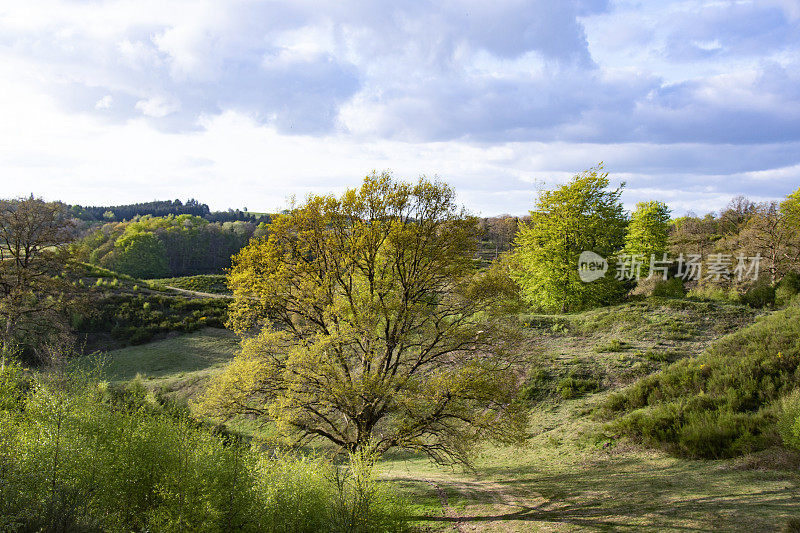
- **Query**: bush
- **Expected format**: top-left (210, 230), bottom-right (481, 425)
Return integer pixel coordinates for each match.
top-left (651, 277), bottom-right (686, 298)
top-left (0, 370), bottom-right (410, 532)
top-left (557, 376), bottom-right (600, 399)
top-left (521, 368), bottom-right (554, 402)
top-left (599, 301), bottom-right (800, 458)
top-left (739, 279), bottom-right (776, 308)
top-left (777, 389), bottom-right (800, 451)
top-left (776, 272), bottom-right (800, 307)
top-left (687, 285), bottom-right (738, 302)
top-left (595, 338), bottom-right (625, 353)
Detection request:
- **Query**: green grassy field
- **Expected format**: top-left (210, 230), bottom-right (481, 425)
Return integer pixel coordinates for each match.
top-left (98, 301), bottom-right (800, 532)
top-left (95, 328), bottom-right (238, 392)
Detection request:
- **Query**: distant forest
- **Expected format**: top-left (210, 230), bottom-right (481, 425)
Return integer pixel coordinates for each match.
top-left (68, 199), bottom-right (271, 224)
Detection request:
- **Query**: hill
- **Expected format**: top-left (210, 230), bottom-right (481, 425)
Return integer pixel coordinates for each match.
top-left (100, 295), bottom-right (800, 531)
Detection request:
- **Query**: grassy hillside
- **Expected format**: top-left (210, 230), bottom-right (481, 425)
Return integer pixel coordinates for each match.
top-left (66, 262), bottom-right (230, 351)
top-left (599, 299), bottom-right (800, 459)
top-left (146, 274), bottom-right (231, 295)
top-left (93, 328), bottom-right (239, 398)
top-left (96, 295), bottom-right (800, 531)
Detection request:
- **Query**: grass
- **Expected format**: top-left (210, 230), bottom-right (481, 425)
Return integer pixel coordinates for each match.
top-left (91, 297), bottom-right (800, 531)
top-left (92, 328), bottom-right (239, 390)
top-left (147, 274), bottom-right (231, 295)
top-left (381, 395), bottom-right (800, 532)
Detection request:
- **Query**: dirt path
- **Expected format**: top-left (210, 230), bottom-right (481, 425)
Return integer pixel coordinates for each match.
top-left (425, 479), bottom-right (468, 532)
top-left (161, 285), bottom-right (233, 299)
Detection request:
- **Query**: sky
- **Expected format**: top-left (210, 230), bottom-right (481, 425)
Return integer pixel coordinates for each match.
top-left (0, 0), bottom-right (799, 216)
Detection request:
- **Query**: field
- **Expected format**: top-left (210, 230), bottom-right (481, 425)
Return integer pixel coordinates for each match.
top-left (105, 299), bottom-right (800, 532)
top-left (95, 328), bottom-right (238, 390)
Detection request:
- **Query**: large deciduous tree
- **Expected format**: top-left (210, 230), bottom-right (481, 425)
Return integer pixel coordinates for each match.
top-left (511, 166), bottom-right (627, 312)
top-left (197, 173), bottom-right (527, 465)
top-left (0, 196), bottom-right (74, 367)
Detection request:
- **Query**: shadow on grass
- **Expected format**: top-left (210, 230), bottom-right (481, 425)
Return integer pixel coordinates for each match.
top-left (392, 456), bottom-right (800, 531)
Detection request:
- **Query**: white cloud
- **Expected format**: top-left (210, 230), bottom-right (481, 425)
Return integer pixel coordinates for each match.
top-left (134, 96), bottom-right (181, 118)
top-left (95, 95), bottom-right (113, 110)
top-left (0, 0), bottom-right (797, 215)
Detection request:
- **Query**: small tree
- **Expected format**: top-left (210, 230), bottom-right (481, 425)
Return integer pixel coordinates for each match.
top-left (511, 166), bottom-right (627, 312)
top-left (0, 196), bottom-right (74, 367)
top-left (623, 201), bottom-right (671, 274)
top-left (197, 173), bottom-right (527, 465)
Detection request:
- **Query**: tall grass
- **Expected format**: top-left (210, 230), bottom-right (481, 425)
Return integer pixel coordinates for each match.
top-left (0, 367), bottom-right (409, 532)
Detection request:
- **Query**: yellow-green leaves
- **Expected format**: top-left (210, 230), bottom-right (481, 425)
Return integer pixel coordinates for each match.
top-left (199, 173), bottom-right (527, 465)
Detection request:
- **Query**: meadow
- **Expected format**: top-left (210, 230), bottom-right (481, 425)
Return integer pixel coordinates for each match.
top-left (91, 295), bottom-right (800, 532)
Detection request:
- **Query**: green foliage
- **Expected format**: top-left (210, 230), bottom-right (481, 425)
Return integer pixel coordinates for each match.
top-left (149, 274), bottom-right (231, 295)
top-left (651, 277), bottom-right (686, 298)
top-left (200, 173), bottom-right (527, 466)
top-left (556, 376), bottom-right (600, 399)
top-left (777, 389), bottom-right (800, 452)
top-left (600, 302), bottom-right (800, 458)
top-left (73, 292), bottom-right (228, 351)
top-left (75, 214), bottom-right (260, 277)
top-left (776, 272), bottom-right (800, 307)
top-left (687, 285), bottom-right (739, 302)
top-left (595, 338), bottom-right (625, 353)
top-left (0, 368), bottom-right (410, 532)
top-left (623, 201), bottom-right (671, 273)
top-left (511, 165), bottom-right (627, 312)
top-left (111, 231), bottom-right (169, 278)
top-left (739, 279), bottom-right (776, 308)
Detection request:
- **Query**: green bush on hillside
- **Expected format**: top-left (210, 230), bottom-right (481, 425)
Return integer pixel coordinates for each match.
top-left (148, 275), bottom-right (231, 295)
top-left (739, 279), bottom-right (776, 308)
top-left (776, 272), bottom-right (800, 307)
top-left (651, 277), bottom-right (686, 298)
top-left (0, 367), bottom-right (409, 532)
top-left (599, 302), bottom-right (800, 458)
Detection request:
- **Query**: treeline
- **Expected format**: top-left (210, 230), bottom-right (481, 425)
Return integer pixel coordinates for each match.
top-left (477, 215), bottom-right (528, 261)
top-left (509, 166), bottom-right (800, 312)
top-left (72, 215), bottom-right (269, 278)
top-left (68, 199), bottom-right (271, 224)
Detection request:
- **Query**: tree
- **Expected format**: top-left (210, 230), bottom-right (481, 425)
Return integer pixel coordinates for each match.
top-left (511, 166), bottom-right (627, 312)
top-left (668, 212), bottom-right (720, 258)
top-left (110, 232), bottom-right (169, 279)
top-left (738, 190), bottom-right (800, 284)
top-left (197, 173), bottom-right (527, 465)
top-left (0, 196), bottom-right (74, 367)
top-left (623, 201), bottom-right (671, 273)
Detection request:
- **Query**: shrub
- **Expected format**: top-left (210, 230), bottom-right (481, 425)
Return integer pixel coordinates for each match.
top-left (776, 272), bottom-right (800, 307)
top-left (521, 368), bottom-right (554, 402)
top-left (599, 301), bottom-right (800, 458)
top-left (595, 338), bottom-right (626, 352)
top-left (777, 389), bottom-right (800, 451)
top-left (0, 370), bottom-right (411, 532)
top-left (557, 376), bottom-right (600, 399)
top-left (740, 279), bottom-right (776, 308)
top-left (651, 277), bottom-right (686, 298)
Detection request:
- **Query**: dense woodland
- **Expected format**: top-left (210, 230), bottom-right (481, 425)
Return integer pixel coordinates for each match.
top-left (68, 199), bottom-right (271, 224)
top-left (72, 215), bottom-right (269, 278)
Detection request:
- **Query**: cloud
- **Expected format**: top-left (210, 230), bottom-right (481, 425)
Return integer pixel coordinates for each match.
top-left (0, 0), bottom-right (798, 216)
